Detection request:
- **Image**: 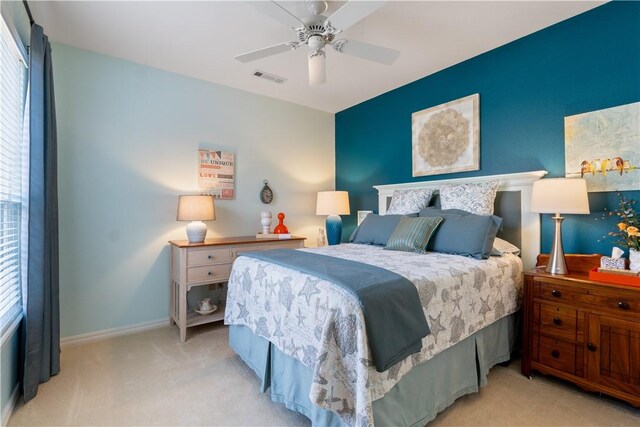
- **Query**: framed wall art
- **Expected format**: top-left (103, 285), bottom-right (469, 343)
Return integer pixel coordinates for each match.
top-left (198, 149), bottom-right (235, 199)
top-left (412, 93), bottom-right (480, 177)
top-left (565, 101), bottom-right (640, 192)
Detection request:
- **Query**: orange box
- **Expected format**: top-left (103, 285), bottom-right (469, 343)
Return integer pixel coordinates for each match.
top-left (589, 267), bottom-right (640, 288)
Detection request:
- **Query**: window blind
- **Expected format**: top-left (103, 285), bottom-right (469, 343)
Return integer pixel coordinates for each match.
top-left (0, 17), bottom-right (27, 329)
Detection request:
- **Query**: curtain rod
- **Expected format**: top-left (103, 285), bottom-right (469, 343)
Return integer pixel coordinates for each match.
top-left (23, 0), bottom-right (35, 26)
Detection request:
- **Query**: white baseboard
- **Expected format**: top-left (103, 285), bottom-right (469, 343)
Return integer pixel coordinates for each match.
top-left (1, 384), bottom-right (19, 427)
top-left (60, 318), bottom-right (169, 347)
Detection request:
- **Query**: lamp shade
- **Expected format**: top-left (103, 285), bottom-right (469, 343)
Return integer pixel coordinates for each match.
top-left (530, 178), bottom-right (590, 214)
top-left (316, 191), bottom-right (350, 216)
top-left (176, 195), bottom-right (216, 221)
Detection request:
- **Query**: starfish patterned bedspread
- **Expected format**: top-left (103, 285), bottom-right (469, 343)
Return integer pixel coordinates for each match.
top-left (224, 243), bottom-right (523, 427)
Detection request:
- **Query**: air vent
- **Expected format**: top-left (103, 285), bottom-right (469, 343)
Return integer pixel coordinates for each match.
top-left (252, 70), bottom-right (287, 84)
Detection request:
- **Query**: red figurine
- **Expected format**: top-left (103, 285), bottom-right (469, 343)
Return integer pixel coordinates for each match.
top-left (273, 212), bottom-right (289, 234)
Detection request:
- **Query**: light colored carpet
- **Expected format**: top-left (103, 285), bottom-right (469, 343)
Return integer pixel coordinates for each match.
top-left (8, 323), bottom-right (640, 426)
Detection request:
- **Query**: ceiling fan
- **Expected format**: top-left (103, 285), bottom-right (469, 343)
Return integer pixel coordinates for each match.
top-left (235, 0), bottom-right (400, 86)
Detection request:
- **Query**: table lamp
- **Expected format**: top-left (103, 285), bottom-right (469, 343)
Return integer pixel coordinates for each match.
top-left (531, 178), bottom-right (590, 275)
top-left (316, 191), bottom-right (350, 246)
top-left (177, 195), bottom-right (216, 243)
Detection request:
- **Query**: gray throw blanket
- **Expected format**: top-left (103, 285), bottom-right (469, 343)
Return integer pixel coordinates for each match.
top-left (240, 249), bottom-right (430, 372)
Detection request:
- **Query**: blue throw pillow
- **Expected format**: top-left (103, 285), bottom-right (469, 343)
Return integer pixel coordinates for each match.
top-left (418, 207), bottom-right (502, 260)
top-left (384, 216), bottom-right (443, 254)
top-left (350, 214), bottom-right (410, 246)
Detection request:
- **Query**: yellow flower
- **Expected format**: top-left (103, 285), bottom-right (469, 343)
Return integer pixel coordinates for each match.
top-left (627, 226), bottom-right (640, 237)
top-left (618, 222), bottom-right (628, 231)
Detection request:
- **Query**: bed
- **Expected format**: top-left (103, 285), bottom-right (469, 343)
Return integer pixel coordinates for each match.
top-left (224, 171), bottom-right (547, 426)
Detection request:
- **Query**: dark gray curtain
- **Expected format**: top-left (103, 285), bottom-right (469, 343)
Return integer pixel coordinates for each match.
top-left (22, 23), bottom-right (60, 403)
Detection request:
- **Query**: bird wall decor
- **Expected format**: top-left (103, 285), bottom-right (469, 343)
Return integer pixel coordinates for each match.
top-left (580, 157), bottom-right (635, 177)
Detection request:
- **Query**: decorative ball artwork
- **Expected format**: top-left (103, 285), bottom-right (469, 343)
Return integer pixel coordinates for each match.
top-left (418, 109), bottom-right (469, 166)
top-left (260, 180), bottom-right (273, 204)
top-left (412, 94), bottom-right (479, 177)
top-left (273, 212), bottom-right (289, 234)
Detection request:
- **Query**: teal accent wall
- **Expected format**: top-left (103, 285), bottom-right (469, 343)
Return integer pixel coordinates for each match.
top-left (335, 2), bottom-right (640, 255)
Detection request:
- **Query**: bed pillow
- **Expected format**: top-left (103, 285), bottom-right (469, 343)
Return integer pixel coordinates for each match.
top-left (491, 237), bottom-right (521, 256)
top-left (418, 207), bottom-right (502, 259)
top-left (387, 189), bottom-right (434, 215)
top-left (384, 216), bottom-right (443, 254)
top-left (439, 180), bottom-right (499, 215)
top-left (349, 214), bottom-right (406, 246)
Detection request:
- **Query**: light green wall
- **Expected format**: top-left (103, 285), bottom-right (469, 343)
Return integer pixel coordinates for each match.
top-left (1, 327), bottom-right (20, 422)
top-left (0, 0), bottom-right (29, 50)
top-left (53, 43), bottom-right (334, 338)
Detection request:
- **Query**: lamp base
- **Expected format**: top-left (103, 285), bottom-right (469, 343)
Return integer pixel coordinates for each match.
top-left (186, 221), bottom-right (208, 243)
top-left (546, 214), bottom-right (568, 275)
top-left (325, 215), bottom-right (342, 246)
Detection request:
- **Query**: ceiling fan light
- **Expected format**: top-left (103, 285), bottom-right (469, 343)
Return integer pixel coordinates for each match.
top-left (308, 50), bottom-right (326, 86)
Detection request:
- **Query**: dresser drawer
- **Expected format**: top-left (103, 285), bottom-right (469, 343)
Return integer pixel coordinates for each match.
top-left (535, 278), bottom-right (640, 316)
top-left (231, 245), bottom-right (269, 260)
top-left (537, 336), bottom-right (577, 375)
top-left (186, 264), bottom-right (231, 284)
top-left (187, 248), bottom-right (231, 266)
top-left (537, 303), bottom-right (577, 341)
top-left (592, 295), bottom-right (640, 316)
top-left (269, 241), bottom-right (303, 250)
top-left (535, 280), bottom-right (583, 306)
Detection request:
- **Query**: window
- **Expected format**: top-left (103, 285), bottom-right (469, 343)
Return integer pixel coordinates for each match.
top-left (0, 16), bottom-right (28, 338)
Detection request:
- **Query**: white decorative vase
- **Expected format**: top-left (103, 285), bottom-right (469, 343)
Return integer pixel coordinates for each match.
top-left (630, 249), bottom-right (640, 273)
top-left (260, 211), bottom-right (272, 234)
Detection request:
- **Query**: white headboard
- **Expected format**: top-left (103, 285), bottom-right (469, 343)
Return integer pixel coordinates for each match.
top-left (373, 170), bottom-right (548, 270)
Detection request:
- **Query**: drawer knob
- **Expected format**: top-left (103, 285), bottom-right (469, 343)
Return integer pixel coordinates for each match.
top-left (551, 289), bottom-right (561, 298)
top-left (207, 255), bottom-right (213, 259)
top-left (207, 271), bottom-right (213, 276)
top-left (618, 301), bottom-right (629, 310)
top-left (551, 350), bottom-right (560, 359)
top-left (587, 343), bottom-right (597, 352)
top-left (552, 317), bottom-right (562, 326)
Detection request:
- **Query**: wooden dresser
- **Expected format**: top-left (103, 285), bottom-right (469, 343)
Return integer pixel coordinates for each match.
top-left (169, 236), bottom-right (305, 342)
top-left (522, 254), bottom-right (640, 407)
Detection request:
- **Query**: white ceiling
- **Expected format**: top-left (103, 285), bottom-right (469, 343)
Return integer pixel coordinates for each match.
top-left (28, 1), bottom-right (604, 113)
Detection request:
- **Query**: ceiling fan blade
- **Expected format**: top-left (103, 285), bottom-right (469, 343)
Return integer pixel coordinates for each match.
top-left (235, 42), bottom-right (297, 63)
top-left (324, 1), bottom-right (387, 31)
top-left (333, 39), bottom-right (399, 65)
top-left (249, 1), bottom-right (305, 28)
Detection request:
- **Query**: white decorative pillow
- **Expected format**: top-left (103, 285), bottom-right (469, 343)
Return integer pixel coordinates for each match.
top-left (439, 180), bottom-right (499, 215)
top-left (491, 237), bottom-right (521, 256)
top-left (387, 189), bottom-right (434, 215)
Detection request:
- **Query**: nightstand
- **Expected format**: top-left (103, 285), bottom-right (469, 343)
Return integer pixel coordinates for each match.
top-left (169, 236), bottom-right (305, 342)
top-left (522, 254), bottom-right (640, 407)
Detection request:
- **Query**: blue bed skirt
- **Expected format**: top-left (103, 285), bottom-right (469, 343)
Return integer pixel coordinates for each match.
top-left (229, 314), bottom-right (516, 427)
